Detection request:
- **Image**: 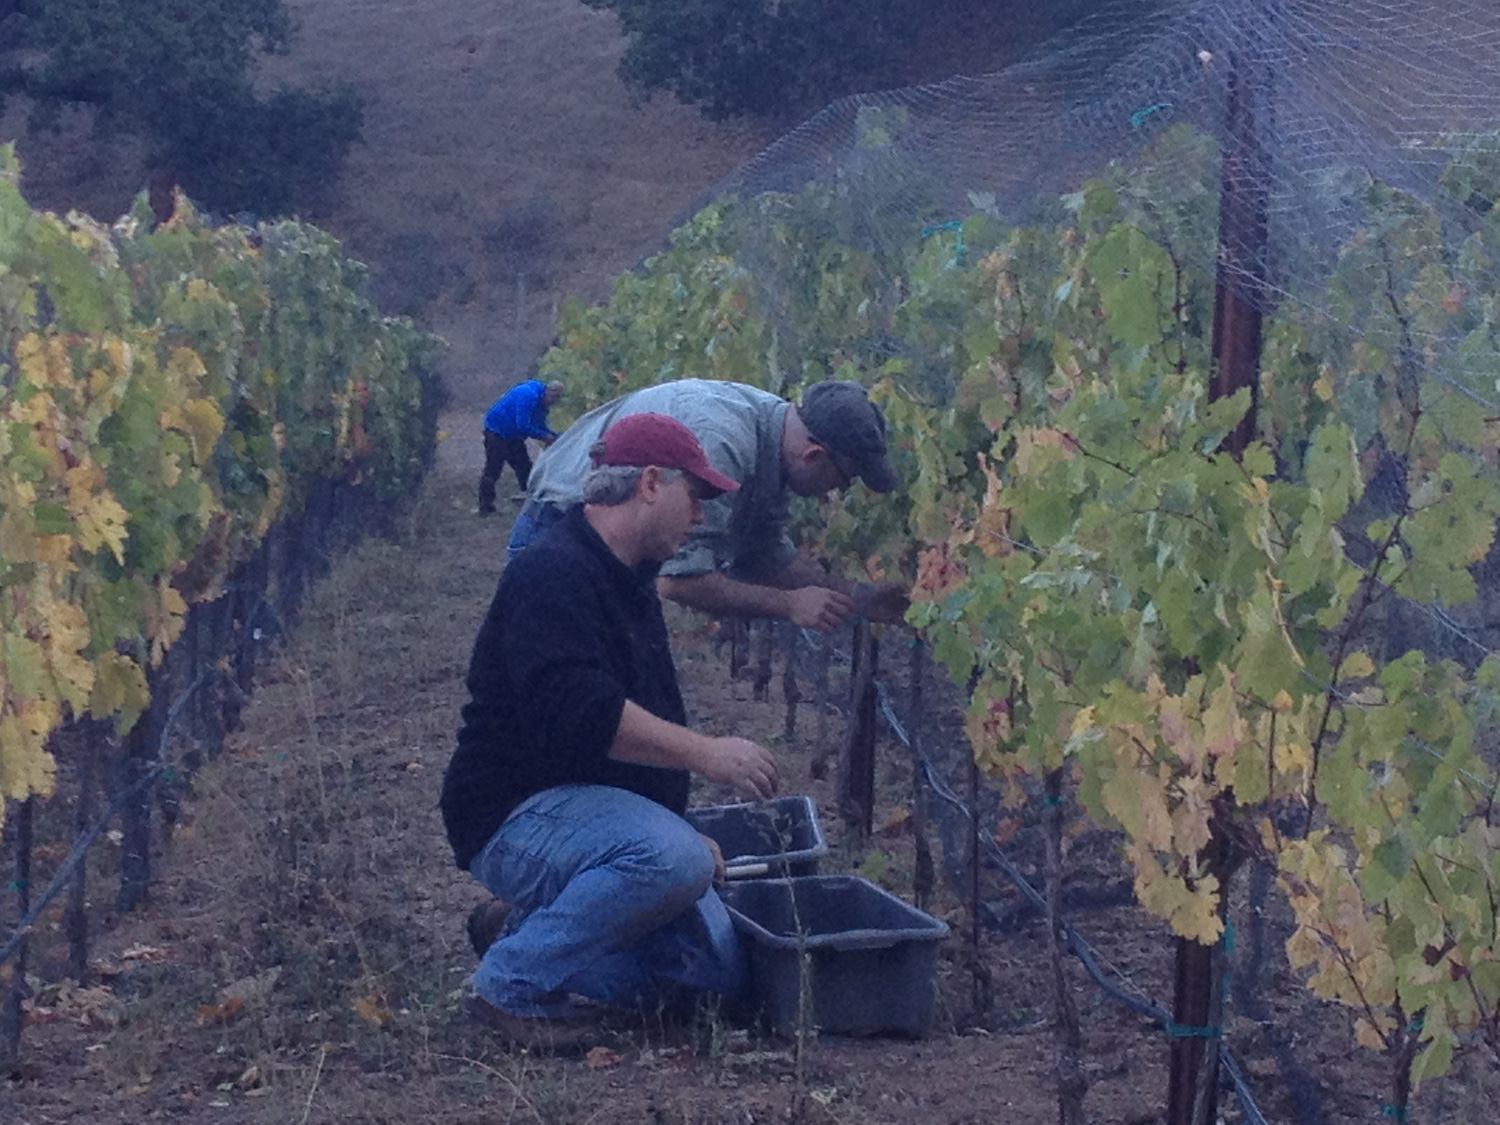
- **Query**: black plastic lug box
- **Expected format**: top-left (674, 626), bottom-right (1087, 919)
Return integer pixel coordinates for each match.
top-left (720, 874), bottom-right (949, 1038)
top-left (685, 795), bottom-right (828, 877)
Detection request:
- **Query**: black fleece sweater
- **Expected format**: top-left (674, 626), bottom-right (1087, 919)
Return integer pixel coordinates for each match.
top-left (440, 507), bottom-right (690, 870)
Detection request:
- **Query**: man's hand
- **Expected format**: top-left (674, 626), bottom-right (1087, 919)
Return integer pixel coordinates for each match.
top-left (699, 736), bottom-right (780, 800)
top-left (700, 834), bottom-right (726, 885)
top-left (851, 581), bottom-right (911, 625)
top-left (786, 586), bottom-right (855, 632)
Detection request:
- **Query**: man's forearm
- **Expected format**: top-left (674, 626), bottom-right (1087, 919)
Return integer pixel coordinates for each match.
top-left (765, 553), bottom-right (852, 595)
top-left (608, 699), bottom-right (713, 771)
top-left (656, 569), bottom-right (798, 620)
top-left (610, 700), bottom-right (781, 799)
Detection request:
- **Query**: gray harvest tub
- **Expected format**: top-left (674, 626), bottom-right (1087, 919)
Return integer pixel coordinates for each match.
top-left (720, 874), bottom-right (949, 1038)
top-left (685, 795), bottom-right (828, 877)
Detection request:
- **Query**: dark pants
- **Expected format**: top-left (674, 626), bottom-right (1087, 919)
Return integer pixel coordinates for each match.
top-left (478, 431), bottom-right (532, 513)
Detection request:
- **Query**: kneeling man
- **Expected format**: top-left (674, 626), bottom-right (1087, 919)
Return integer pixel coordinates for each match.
top-left (440, 412), bottom-right (780, 1044)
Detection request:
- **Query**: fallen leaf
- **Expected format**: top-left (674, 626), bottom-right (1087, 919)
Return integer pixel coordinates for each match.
top-left (195, 995), bottom-right (245, 1027)
top-left (221, 966), bottom-right (281, 1007)
top-left (21, 1000), bottom-right (57, 1027)
top-left (120, 944), bottom-right (167, 962)
top-left (352, 992), bottom-right (392, 1028)
top-left (993, 817), bottom-right (1021, 846)
top-left (55, 984), bottom-right (125, 1028)
top-left (875, 807), bottom-right (911, 837)
top-left (585, 1046), bottom-right (623, 1070)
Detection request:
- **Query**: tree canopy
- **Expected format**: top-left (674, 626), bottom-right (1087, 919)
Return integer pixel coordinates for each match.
top-left (0, 0), bottom-right (362, 217)
top-left (583, 0), bottom-right (924, 120)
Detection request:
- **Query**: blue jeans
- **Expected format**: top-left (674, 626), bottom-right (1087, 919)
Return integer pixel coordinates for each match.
top-left (468, 784), bottom-right (743, 1017)
top-left (506, 501), bottom-right (566, 562)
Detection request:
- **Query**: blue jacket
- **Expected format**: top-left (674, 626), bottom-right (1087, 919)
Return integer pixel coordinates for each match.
top-left (483, 380), bottom-right (557, 441)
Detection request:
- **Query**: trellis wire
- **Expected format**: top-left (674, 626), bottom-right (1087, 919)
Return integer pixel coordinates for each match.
top-left (0, 476), bottom-right (389, 1068)
top-left (786, 622), bottom-right (1269, 1125)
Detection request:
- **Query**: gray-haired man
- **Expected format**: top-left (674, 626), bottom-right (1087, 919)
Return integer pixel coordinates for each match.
top-left (508, 379), bottom-right (908, 631)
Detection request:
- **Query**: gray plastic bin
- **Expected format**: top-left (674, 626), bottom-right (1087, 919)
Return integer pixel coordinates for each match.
top-left (685, 795), bottom-right (828, 877)
top-left (721, 875), bottom-right (949, 1038)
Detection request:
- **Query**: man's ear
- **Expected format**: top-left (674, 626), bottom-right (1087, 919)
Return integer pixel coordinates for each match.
top-left (638, 464), bottom-right (663, 500)
top-left (802, 441), bottom-right (834, 469)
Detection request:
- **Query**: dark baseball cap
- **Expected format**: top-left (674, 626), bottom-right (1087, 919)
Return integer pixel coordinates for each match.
top-left (592, 412), bottom-right (741, 496)
top-left (798, 381), bottom-right (899, 493)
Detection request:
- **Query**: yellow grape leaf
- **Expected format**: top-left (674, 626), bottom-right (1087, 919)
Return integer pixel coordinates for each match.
top-left (1338, 652), bottom-right (1375, 680)
top-left (74, 490), bottom-right (129, 564)
top-left (89, 651), bottom-right (149, 732)
top-left (104, 336), bottom-right (133, 378)
top-left (0, 701), bottom-right (60, 801)
top-left (176, 397), bottom-right (224, 464)
top-left (15, 333), bottom-right (73, 389)
top-left (35, 533), bottom-right (73, 567)
top-left (1203, 678), bottom-right (1247, 758)
top-left (0, 507), bottom-right (37, 564)
top-left (1170, 773), bottom-right (1215, 856)
top-left (64, 462), bottom-right (106, 510)
top-left (145, 583), bottom-right (189, 666)
top-left (40, 598), bottom-right (94, 708)
top-left (166, 345), bottom-right (208, 385)
top-left (1274, 740), bottom-right (1312, 776)
top-left (3, 632), bottom-right (45, 698)
top-left (1131, 854), bottom-right (1225, 944)
top-left (8, 387), bottom-right (54, 427)
top-left (1172, 883), bottom-right (1225, 945)
top-left (1355, 1016), bottom-right (1389, 1051)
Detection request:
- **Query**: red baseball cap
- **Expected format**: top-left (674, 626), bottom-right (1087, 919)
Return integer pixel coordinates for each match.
top-left (592, 412), bottom-right (741, 496)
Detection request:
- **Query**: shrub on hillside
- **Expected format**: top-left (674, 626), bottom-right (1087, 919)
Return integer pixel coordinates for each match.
top-left (585, 0), bottom-right (924, 120)
top-left (0, 0), bottom-right (363, 217)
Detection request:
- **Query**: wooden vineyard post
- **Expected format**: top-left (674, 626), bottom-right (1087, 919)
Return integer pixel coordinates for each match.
top-left (117, 662), bottom-right (172, 913)
top-left (228, 542), bottom-right (271, 732)
top-left (65, 724), bottom-right (102, 981)
top-left (811, 633), bottom-right (833, 779)
top-left (967, 745), bottom-right (991, 1022)
top-left (728, 616), bottom-right (748, 682)
top-left (839, 621), bottom-right (878, 840)
top-left (1167, 47), bottom-right (1268, 1125)
top-left (908, 637), bottom-right (935, 909)
top-left (753, 617), bottom-right (774, 702)
top-left (0, 796), bottom-right (34, 1076)
top-left (1045, 768), bottom-right (1087, 1125)
top-left (781, 623), bottom-right (802, 752)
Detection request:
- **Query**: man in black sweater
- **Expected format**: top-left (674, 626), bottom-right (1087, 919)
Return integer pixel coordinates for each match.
top-left (441, 412), bottom-right (780, 1048)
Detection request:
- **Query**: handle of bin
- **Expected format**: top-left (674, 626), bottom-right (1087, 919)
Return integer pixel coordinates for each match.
top-left (723, 862), bottom-right (771, 879)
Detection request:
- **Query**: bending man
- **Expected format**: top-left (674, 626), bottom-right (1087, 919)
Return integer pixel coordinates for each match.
top-left (509, 378), bottom-right (907, 631)
top-left (442, 412), bottom-right (780, 1047)
top-left (478, 378), bottom-right (563, 514)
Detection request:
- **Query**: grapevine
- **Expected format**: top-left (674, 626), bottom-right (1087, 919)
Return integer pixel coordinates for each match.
top-left (0, 153), bottom-right (435, 830)
top-left (538, 121), bottom-right (1500, 1082)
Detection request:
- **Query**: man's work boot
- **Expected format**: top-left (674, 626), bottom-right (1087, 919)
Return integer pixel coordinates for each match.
top-left (467, 897), bottom-right (513, 958)
top-left (462, 993), bottom-right (598, 1056)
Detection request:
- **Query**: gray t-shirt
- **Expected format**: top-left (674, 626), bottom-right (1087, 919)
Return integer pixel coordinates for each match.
top-left (528, 380), bottom-right (795, 578)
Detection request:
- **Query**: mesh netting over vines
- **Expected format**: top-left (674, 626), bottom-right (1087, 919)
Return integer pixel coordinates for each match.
top-left (543, 0), bottom-right (1500, 1087)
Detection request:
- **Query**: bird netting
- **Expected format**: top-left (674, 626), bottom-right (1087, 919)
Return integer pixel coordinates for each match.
top-left (539, 2), bottom-right (1500, 1109)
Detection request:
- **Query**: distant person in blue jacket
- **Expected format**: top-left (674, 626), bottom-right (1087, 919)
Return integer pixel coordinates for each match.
top-left (479, 380), bottom-right (564, 515)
